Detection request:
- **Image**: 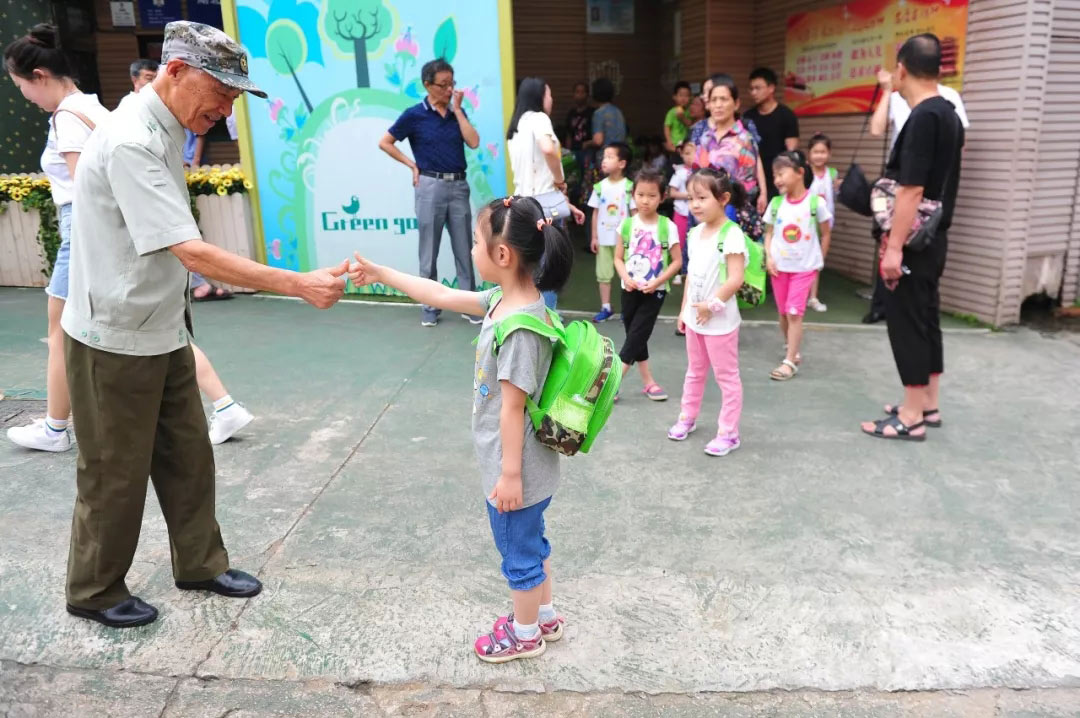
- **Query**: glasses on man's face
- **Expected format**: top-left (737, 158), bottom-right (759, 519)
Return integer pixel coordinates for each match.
top-left (429, 80), bottom-right (456, 90)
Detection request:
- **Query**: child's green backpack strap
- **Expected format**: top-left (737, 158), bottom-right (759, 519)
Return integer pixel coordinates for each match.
top-left (657, 216), bottom-right (670, 249)
top-left (491, 310), bottom-right (566, 430)
top-left (618, 217), bottom-right (633, 250)
top-left (810, 193), bottom-right (819, 217)
top-left (828, 166), bottom-right (838, 182)
top-left (624, 177), bottom-right (634, 195)
top-left (767, 195), bottom-right (783, 222)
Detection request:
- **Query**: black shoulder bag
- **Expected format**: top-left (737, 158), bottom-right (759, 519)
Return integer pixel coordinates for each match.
top-left (838, 84), bottom-right (888, 217)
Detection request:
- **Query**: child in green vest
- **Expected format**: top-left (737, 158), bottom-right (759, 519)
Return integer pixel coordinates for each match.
top-left (347, 196), bottom-right (574, 664)
top-left (614, 168), bottom-right (683, 400)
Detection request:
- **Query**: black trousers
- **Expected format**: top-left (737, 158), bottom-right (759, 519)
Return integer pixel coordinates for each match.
top-left (885, 233), bottom-right (948, 387)
top-left (619, 289), bottom-right (666, 365)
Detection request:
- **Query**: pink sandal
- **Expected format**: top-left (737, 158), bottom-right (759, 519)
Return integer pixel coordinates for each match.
top-left (474, 618), bottom-right (546, 663)
top-left (493, 613), bottom-right (565, 642)
top-left (643, 384), bottom-right (668, 401)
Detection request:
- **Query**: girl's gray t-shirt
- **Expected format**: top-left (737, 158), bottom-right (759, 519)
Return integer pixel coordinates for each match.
top-left (472, 289), bottom-right (560, 509)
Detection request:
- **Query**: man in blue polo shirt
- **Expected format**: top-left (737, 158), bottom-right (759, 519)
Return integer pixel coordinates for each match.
top-left (379, 58), bottom-right (481, 326)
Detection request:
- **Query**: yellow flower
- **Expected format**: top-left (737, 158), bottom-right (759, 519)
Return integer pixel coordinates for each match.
top-left (223, 179), bottom-right (233, 188)
top-left (216, 185), bottom-right (228, 196)
top-left (243, 180), bottom-right (253, 190)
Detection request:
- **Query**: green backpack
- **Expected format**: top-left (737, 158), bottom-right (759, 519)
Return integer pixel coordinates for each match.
top-left (705, 221), bottom-right (766, 309)
top-left (618, 216), bottom-right (676, 291)
top-left (488, 291), bottom-right (622, 456)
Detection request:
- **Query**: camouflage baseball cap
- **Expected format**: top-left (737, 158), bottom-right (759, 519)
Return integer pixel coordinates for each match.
top-left (161, 21), bottom-right (267, 98)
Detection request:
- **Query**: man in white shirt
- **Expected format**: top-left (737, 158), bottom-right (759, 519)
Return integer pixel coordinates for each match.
top-left (871, 68), bottom-right (970, 150)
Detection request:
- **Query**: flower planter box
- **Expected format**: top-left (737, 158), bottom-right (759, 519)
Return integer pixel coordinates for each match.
top-left (194, 190), bottom-right (257, 294)
top-left (0, 200), bottom-right (48, 288)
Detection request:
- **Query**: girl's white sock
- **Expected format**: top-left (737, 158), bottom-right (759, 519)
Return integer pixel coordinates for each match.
top-left (44, 416), bottom-right (68, 434)
top-left (538, 603), bottom-right (557, 623)
top-left (513, 619), bottom-right (540, 641)
top-left (213, 395), bottom-right (235, 413)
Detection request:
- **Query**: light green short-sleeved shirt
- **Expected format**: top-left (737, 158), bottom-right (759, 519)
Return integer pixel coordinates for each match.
top-left (62, 86), bottom-right (201, 356)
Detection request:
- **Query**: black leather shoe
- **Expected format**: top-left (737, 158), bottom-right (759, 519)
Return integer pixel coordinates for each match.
top-left (862, 311), bottom-right (886, 324)
top-left (176, 568), bottom-right (262, 598)
top-left (66, 597), bottom-right (158, 628)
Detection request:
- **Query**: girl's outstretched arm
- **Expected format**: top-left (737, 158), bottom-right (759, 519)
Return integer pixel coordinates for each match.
top-left (348, 252), bottom-right (487, 317)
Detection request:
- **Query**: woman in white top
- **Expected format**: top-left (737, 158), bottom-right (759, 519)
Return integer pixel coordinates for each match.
top-left (507, 77), bottom-right (585, 308)
top-left (5, 24), bottom-right (110, 452)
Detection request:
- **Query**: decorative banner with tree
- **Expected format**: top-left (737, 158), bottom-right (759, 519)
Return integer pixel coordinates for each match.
top-left (233, 0), bottom-right (510, 292)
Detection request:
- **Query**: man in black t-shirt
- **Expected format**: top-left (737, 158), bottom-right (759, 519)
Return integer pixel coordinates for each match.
top-left (744, 67), bottom-right (800, 199)
top-left (862, 34), bottom-right (964, 442)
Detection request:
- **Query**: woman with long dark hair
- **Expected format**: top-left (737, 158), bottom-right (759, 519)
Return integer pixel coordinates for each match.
top-left (4, 24), bottom-right (109, 452)
top-left (507, 76), bottom-right (584, 308)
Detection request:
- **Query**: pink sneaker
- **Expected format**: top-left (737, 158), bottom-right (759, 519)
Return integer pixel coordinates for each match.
top-left (493, 613), bottom-right (565, 642)
top-left (474, 619), bottom-right (546, 663)
top-left (667, 415), bottom-right (697, 441)
top-left (704, 433), bottom-right (740, 457)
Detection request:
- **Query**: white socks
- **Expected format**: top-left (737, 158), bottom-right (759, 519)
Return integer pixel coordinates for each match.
top-left (44, 416), bottom-right (68, 434)
top-left (513, 619), bottom-right (540, 640)
top-left (212, 395), bottom-right (235, 413)
top-left (538, 603), bottom-right (556, 623)
top-left (602, 303), bottom-right (612, 311)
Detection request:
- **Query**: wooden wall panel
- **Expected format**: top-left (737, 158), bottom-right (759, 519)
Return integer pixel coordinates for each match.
top-left (95, 32), bottom-right (140, 111)
top-left (754, 0), bottom-right (1053, 324)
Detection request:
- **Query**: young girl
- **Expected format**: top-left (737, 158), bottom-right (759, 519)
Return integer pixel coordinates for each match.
top-left (348, 196), bottom-right (574, 664)
top-left (764, 151), bottom-right (833, 381)
top-left (667, 141), bottom-right (695, 285)
top-left (614, 168), bottom-right (683, 401)
top-left (806, 133), bottom-right (838, 312)
top-left (668, 169), bottom-right (747, 457)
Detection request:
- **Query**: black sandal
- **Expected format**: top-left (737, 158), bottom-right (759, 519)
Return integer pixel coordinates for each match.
top-left (862, 414), bottom-right (927, 441)
top-left (884, 403), bottom-right (942, 428)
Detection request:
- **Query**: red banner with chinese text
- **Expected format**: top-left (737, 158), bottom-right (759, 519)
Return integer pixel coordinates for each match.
top-left (784, 0), bottom-right (967, 116)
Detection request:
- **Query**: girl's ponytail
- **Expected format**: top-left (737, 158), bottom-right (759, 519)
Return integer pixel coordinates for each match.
top-left (535, 220), bottom-right (573, 292)
top-left (728, 178), bottom-right (748, 210)
top-left (483, 195), bottom-right (574, 292)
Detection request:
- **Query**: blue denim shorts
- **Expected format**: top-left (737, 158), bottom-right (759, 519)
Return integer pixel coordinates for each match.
top-left (486, 496), bottom-right (552, 591)
top-left (45, 203), bottom-right (72, 300)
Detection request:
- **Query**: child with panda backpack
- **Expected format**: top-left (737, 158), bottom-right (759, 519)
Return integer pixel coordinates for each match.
top-left (613, 169), bottom-right (683, 401)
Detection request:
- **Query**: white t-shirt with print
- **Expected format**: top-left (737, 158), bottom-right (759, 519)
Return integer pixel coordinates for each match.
top-left (764, 192), bottom-right (834, 274)
top-left (41, 92), bottom-right (111, 206)
top-left (682, 221), bottom-right (747, 336)
top-left (620, 214), bottom-right (678, 291)
top-left (888, 85), bottom-right (969, 151)
top-left (808, 166), bottom-right (837, 219)
top-left (668, 164), bottom-right (692, 216)
top-left (509, 110), bottom-right (559, 197)
top-left (588, 176), bottom-right (635, 247)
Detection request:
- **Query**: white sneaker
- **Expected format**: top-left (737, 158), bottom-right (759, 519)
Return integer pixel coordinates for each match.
top-left (7, 419), bottom-right (72, 452)
top-left (208, 403), bottom-right (255, 445)
top-left (807, 297), bottom-right (827, 312)
top-left (673, 275), bottom-right (683, 286)
top-left (461, 313), bottom-right (484, 325)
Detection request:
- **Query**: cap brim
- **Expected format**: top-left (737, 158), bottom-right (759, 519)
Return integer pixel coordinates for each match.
top-left (205, 68), bottom-right (267, 99)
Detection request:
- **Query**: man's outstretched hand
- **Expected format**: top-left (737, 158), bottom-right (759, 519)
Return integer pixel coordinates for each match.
top-left (295, 259), bottom-right (348, 309)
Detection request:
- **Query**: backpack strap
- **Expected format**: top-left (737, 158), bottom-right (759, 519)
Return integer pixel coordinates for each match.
top-left (828, 166), bottom-right (838, 182)
top-left (766, 195), bottom-right (782, 223)
top-left (492, 310), bottom-right (565, 352)
top-left (810, 193), bottom-right (819, 217)
top-left (619, 217), bottom-right (633, 251)
top-left (50, 108), bottom-right (97, 148)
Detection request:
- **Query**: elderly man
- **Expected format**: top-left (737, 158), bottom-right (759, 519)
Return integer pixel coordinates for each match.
top-left (130, 59), bottom-right (157, 93)
top-left (861, 34), bottom-right (963, 442)
top-left (62, 21), bottom-right (347, 628)
top-left (379, 58), bottom-right (481, 327)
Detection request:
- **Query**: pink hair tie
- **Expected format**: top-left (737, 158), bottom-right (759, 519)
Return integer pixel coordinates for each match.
top-left (503, 197), bottom-right (513, 207)
top-left (536, 219), bottom-right (545, 231)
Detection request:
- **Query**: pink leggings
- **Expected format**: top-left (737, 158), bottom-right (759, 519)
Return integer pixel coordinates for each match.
top-left (680, 327), bottom-right (742, 436)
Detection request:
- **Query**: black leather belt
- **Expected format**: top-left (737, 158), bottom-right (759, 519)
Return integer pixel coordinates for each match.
top-left (420, 170), bottom-right (466, 181)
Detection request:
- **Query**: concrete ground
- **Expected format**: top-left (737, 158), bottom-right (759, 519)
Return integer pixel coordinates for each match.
top-left (1, 287), bottom-right (1078, 717)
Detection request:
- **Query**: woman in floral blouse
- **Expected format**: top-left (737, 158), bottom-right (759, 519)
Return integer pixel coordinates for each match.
top-left (692, 74), bottom-right (768, 216)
